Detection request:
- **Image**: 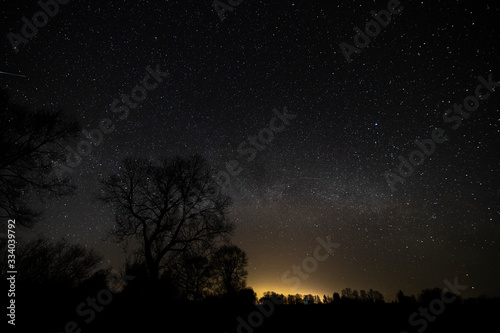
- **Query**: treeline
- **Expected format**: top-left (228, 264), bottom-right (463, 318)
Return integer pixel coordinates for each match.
top-left (0, 88), bottom-right (253, 297)
top-left (0, 236), bottom-right (250, 300)
top-left (259, 287), bottom-right (385, 305)
top-left (258, 287), bottom-right (483, 306)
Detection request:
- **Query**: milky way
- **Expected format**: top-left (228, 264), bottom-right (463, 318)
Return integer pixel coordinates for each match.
top-left (2, 0), bottom-right (499, 299)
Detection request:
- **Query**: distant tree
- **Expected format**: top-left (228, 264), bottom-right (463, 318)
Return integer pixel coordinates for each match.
top-left (295, 293), bottom-right (303, 304)
top-left (323, 294), bottom-right (333, 304)
top-left (211, 245), bottom-right (248, 295)
top-left (99, 155), bottom-right (234, 282)
top-left (333, 292), bottom-right (341, 303)
top-left (341, 287), bottom-right (353, 300)
top-left (259, 291), bottom-right (285, 304)
top-left (0, 89), bottom-right (80, 227)
top-left (397, 290), bottom-right (417, 305)
top-left (340, 288), bottom-right (381, 303)
top-left (0, 237), bottom-right (101, 286)
top-left (238, 288), bottom-right (257, 304)
top-left (372, 290), bottom-right (385, 303)
top-left (418, 288), bottom-right (445, 305)
top-left (287, 294), bottom-right (296, 304)
top-left (397, 290), bottom-right (405, 303)
top-left (368, 288), bottom-right (375, 302)
top-left (360, 289), bottom-right (368, 302)
top-left (276, 293), bottom-right (287, 304)
top-left (304, 294), bottom-right (314, 305)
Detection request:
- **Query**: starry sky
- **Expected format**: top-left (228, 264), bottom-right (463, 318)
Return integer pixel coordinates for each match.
top-left (2, 0), bottom-right (499, 300)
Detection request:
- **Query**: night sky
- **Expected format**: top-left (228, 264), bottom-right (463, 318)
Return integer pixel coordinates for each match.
top-left (2, 0), bottom-right (499, 300)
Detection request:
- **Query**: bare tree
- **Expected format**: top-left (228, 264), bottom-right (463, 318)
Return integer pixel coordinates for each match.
top-left (211, 245), bottom-right (248, 296)
top-left (99, 155), bottom-right (234, 282)
top-left (0, 90), bottom-right (80, 227)
top-left (0, 236), bottom-right (102, 286)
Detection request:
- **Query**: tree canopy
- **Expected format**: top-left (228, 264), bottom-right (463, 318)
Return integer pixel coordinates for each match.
top-left (0, 89), bottom-right (79, 227)
top-left (99, 154), bottom-right (234, 281)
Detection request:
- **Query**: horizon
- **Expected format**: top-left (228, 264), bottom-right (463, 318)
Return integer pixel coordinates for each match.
top-left (2, 3), bottom-right (499, 328)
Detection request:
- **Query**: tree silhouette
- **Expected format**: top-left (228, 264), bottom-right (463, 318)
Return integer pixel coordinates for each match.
top-left (174, 249), bottom-right (214, 300)
top-left (418, 287), bottom-right (446, 305)
top-left (360, 289), bottom-right (368, 302)
top-left (238, 288), bottom-right (257, 304)
top-left (211, 245), bottom-right (248, 296)
top-left (397, 290), bottom-right (417, 305)
top-left (123, 250), bottom-right (149, 279)
top-left (260, 291), bottom-right (286, 304)
top-left (0, 90), bottom-right (80, 227)
top-left (371, 289), bottom-right (385, 303)
top-left (0, 236), bottom-right (101, 286)
top-left (341, 287), bottom-right (353, 300)
top-left (339, 288), bottom-right (385, 303)
top-left (99, 155), bottom-right (233, 282)
top-left (304, 294), bottom-right (314, 305)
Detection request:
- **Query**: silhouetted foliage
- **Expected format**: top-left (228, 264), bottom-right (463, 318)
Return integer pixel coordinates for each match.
top-left (397, 289), bottom-right (417, 305)
top-left (341, 287), bottom-right (354, 300)
top-left (238, 288), bottom-right (257, 304)
top-left (0, 236), bottom-right (101, 286)
top-left (124, 251), bottom-right (149, 279)
top-left (339, 288), bottom-right (385, 304)
top-left (418, 287), bottom-right (460, 305)
top-left (304, 294), bottom-right (315, 304)
top-left (0, 89), bottom-right (80, 227)
top-left (288, 291), bottom-right (304, 305)
top-left (174, 249), bottom-right (214, 300)
top-left (211, 244), bottom-right (248, 296)
top-left (98, 155), bottom-right (234, 282)
top-left (261, 291), bottom-right (286, 304)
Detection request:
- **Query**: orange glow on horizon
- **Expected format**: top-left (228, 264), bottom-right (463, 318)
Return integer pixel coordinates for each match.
top-left (249, 283), bottom-right (336, 300)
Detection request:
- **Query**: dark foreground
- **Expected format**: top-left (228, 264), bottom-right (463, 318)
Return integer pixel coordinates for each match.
top-left (10, 282), bottom-right (500, 333)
